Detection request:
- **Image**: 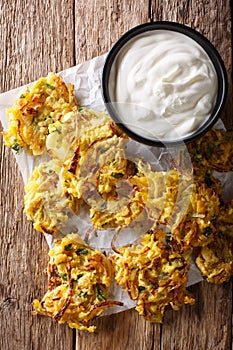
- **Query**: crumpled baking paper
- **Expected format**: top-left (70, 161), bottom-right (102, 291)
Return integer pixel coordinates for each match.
top-left (1, 53), bottom-right (232, 316)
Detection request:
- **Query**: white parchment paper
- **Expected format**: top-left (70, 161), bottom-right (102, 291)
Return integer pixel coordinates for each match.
top-left (2, 53), bottom-right (232, 316)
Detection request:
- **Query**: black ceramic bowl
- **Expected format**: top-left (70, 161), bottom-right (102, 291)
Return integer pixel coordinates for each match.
top-left (102, 21), bottom-right (228, 147)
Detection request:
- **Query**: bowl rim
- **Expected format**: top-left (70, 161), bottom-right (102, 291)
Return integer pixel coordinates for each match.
top-left (102, 21), bottom-right (228, 147)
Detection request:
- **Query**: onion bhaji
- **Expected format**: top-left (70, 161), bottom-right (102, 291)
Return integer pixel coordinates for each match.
top-left (172, 181), bottom-right (220, 249)
top-left (144, 167), bottom-right (193, 229)
top-left (187, 128), bottom-right (233, 172)
top-left (216, 200), bottom-right (233, 237)
top-left (110, 229), bottom-right (195, 323)
top-left (194, 200), bottom-right (233, 283)
top-left (195, 235), bottom-right (233, 283)
top-left (2, 73), bottom-right (76, 155)
top-left (46, 106), bottom-right (109, 163)
top-left (24, 160), bottom-right (80, 234)
top-left (32, 234), bottom-right (123, 332)
top-left (62, 120), bottom-right (149, 229)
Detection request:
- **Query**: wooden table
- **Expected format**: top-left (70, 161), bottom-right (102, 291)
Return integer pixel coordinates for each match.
top-left (0, 1), bottom-right (232, 349)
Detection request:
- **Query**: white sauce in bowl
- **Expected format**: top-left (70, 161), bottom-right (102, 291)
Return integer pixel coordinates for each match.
top-left (109, 30), bottom-right (218, 141)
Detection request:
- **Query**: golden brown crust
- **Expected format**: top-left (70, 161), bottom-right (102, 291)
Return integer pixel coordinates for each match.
top-left (32, 234), bottom-right (123, 332)
top-left (110, 229), bottom-right (195, 323)
top-left (3, 73), bottom-right (76, 155)
top-left (187, 128), bottom-right (233, 172)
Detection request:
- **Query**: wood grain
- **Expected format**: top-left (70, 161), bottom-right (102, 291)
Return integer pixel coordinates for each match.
top-left (0, 1), bottom-right (232, 349)
top-left (0, 0), bottom-right (75, 92)
top-left (74, 0), bottom-right (150, 63)
top-left (77, 310), bottom-right (159, 350)
top-left (0, 1), bottom-right (75, 349)
top-left (161, 282), bottom-right (232, 350)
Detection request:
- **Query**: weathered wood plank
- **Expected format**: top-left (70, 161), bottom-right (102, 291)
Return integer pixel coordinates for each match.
top-left (0, 1), bottom-right (75, 349)
top-left (151, 1), bottom-right (233, 349)
top-left (74, 0), bottom-right (150, 63)
top-left (77, 310), bottom-right (158, 350)
top-left (0, 0), bottom-right (75, 92)
top-left (161, 282), bottom-right (232, 350)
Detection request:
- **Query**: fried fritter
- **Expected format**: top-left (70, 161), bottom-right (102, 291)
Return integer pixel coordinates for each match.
top-left (216, 200), bottom-right (233, 237)
top-left (144, 167), bottom-right (193, 230)
top-left (46, 106), bottom-right (110, 162)
top-left (62, 121), bottom-right (146, 229)
top-left (3, 73), bottom-right (76, 155)
top-left (188, 128), bottom-right (233, 172)
top-left (195, 234), bottom-right (233, 283)
top-left (90, 172), bottom-right (148, 229)
top-left (172, 181), bottom-right (220, 249)
top-left (24, 160), bottom-right (80, 234)
top-left (110, 229), bottom-right (195, 323)
top-left (32, 234), bottom-right (123, 332)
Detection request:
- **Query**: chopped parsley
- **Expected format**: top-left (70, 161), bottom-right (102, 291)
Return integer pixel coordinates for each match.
top-left (78, 291), bottom-right (87, 298)
top-left (138, 286), bottom-right (146, 293)
top-left (99, 174), bottom-right (105, 182)
top-left (59, 272), bottom-right (68, 281)
top-left (19, 94), bottom-right (26, 99)
top-left (46, 83), bottom-right (55, 90)
top-left (96, 283), bottom-right (107, 300)
top-left (11, 143), bottom-right (21, 154)
top-left (206, 145), bottom-right (213, 159)
top-left (32, 115), bottom-right (39, 126)
top-left (64, 243), bottom-right (73, 251)
top-left (110, 172), bottom-right (124, 179)
top-left (159, 272), bottom-right (169, 278)
top-left (76, 248), bottom-right (89, 256)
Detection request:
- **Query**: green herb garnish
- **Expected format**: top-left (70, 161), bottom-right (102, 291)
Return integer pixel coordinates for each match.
top-left (159, 272), bottom-right (169, 278)
top-left (206, 145), bottom-right (213, 159)
top-left (32, 115), bottom-right (39, 126)
top-left (76, 248), bottom-right (89, 256)
top-left (78, 106), bottom-right (83, 112)
top-left (64, 243), bottom-right (73, 251)
top-left (11, 143), bottom-right (21, 154)
top-left (110, 172), bottom-right (124, 179)
top-left (96, 283), bottom-right (107, 300)
top-left (138, 286), bottom-right (146, 293)
top-left (46, 83), bottom-right (55, 90)
top-left (78, 291), bottom-right (87, 298)
top-left (59, 273), bottom-right (68, 281)
top-left (20, 94), bottom-right (26, 99)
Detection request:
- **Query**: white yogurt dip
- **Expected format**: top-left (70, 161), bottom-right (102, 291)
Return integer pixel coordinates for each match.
top-left (109, 30), bottom-right (218, 141)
